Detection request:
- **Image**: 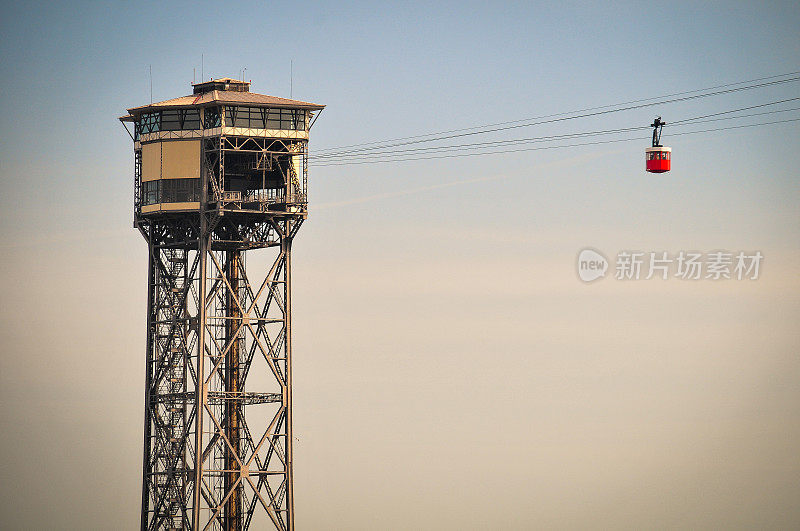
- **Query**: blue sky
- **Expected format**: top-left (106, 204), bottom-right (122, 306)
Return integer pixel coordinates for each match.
top-left (1, 1), bottom-right (799, 528)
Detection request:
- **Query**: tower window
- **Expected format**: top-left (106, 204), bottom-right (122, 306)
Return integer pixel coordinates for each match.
top-left (161, 109), bottom-right (201, 131)
top-left (141, 178), bottom-right (201, 205)
top-left (224, 106), bottom-right (307, 130)
top-left (135, 112), bottom-right (160, 138)
top-left (204, 107), bottom-right (221, 128)
top-left (136, 109), bottom-right (201, 137)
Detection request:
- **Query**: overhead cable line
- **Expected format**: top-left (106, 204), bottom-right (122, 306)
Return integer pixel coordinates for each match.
top-left (314, 72), bottom-right (800, 158)
top-left (313, 105), bottom-right (799, 163)
top-left (315, 77), bottom-right (799, 158)
top-left (312, 117), bottom-right (800, 166)
top-left (311, 99), bottom-right (800, 164)
top-left (314, 71), bottom-right (800, 153)
top-left (313, 126), bottom-right (647, 161)
top-left (670, 96), bottom-right (800, 124)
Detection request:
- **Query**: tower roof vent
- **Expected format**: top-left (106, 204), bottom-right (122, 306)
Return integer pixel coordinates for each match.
top-left (192, 78), bottom-right (250, 94)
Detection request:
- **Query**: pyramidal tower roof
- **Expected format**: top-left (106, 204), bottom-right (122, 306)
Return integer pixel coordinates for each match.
top-left (124, 78), bottom-right (324, 116)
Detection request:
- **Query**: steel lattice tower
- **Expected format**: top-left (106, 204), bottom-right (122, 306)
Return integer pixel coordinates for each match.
top-left (120, 78), bottom-right (324, 530)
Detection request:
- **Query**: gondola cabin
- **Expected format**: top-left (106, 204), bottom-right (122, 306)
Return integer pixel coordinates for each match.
top-left (645, 146), bottom-right (671, 173)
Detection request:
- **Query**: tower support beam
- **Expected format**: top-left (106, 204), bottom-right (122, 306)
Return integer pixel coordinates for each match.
top-left (225, 249), bottom-right (242, 530)
top-left (140, 216), bottom-right (300, 530)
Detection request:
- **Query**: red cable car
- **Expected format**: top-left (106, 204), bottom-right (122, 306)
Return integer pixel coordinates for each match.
top-left (645, 117), bottom-right (671, 173)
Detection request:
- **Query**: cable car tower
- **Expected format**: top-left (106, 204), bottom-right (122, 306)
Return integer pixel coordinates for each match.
top-left (645, 116), bottom-right (671, 173)
top-left (120, 78), bottom-right (324, 530)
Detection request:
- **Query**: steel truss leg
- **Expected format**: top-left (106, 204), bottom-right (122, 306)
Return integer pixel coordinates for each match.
top-left (144, 218), bottom-right (299, 530)
top-left (143, 240), bottom-right (198, 531)
top-left (224, 249), bottom-right (242, 529)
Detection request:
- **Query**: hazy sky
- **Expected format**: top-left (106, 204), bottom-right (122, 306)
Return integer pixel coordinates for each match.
top-left (1, 1), bottom-right (799, 529)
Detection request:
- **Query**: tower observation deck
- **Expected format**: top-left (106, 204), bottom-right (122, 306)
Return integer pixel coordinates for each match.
top-left (120, 78), bottom-right (324, 530)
